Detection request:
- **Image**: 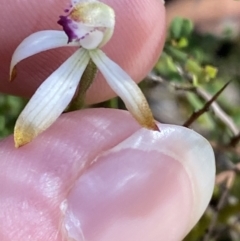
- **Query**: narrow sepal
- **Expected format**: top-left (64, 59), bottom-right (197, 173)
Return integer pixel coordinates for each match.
top-left (89, 49), bottom-right (158, 131)
top-left (10, 30), bottom-right (78, 81)
top-left (14, 49), bottom-right (90, 147)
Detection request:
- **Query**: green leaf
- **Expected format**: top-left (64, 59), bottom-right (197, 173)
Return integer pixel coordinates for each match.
top-left (181, 18), bottom-right (194, 37)
top-left (170, 17), bottom-right (184, 39)
top-left (177, 37), bottom-right (189, 48)
top-left (204, 65), bottom-right (218, 79)
top-left (165, 46), bottom-right (188, 62)
top-left (185, 59), bottom-right (202, 76)
top-left (170, 17), bottom-right (194, 39)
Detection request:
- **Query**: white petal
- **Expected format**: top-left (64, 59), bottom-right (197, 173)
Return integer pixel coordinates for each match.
top-left (14, 48), bottom-right (90, 147)
top-left (10, 30), bottom-right (79, 79)
top-left (79, 27), bottom-right (104, 49)
top-left (89, 49), bottom-right (158, 130)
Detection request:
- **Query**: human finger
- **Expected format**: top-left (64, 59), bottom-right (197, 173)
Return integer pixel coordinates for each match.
top-left (0, 0), bottom-right (165, 104)
top-left (0, 109), bottom-right (215, 241)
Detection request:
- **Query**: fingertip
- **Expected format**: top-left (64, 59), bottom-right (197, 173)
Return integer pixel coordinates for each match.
top-left (62, 147), bottom-right (193, 241)
top-left (174, 127), bottom-right (216, 230)
top-left (61, 122), bottom-right (215, 241)
top-left (0, 109), bottom-right (140, 241)
top-left (1, 0), bottom-right (166, 104)
top-left (0, 109), bottom-right (215, 241)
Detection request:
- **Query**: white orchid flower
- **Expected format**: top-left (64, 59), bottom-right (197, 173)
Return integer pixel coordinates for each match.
top-left (10, 0), bottom-right (158, 148)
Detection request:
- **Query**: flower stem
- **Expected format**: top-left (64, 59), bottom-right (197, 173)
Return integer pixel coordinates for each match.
top-left (66, 59), bottom-right (97, 111)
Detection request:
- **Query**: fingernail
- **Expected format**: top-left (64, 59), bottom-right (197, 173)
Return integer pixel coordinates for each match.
top-left (61, 124), bottom-right (215, 241)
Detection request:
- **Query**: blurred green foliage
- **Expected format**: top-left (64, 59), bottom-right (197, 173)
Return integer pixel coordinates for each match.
top-left (153, 17), bottom-right (240, 241)
top-left (158, 17), bottom-right (218, 84)
top-left (0, 94), bottom-right (26, 139)
top-left (154, 17), bottom-right (240, 130)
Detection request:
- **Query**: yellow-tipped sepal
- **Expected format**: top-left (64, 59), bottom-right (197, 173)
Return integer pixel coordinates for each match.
top-left (89, 49), bottom-right (159, 132)
top-left (13, 48), bottom-right (90, 147)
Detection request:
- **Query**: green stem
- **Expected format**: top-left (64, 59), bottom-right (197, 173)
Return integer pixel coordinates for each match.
top-left (67, 59), bottom-right (97, 111)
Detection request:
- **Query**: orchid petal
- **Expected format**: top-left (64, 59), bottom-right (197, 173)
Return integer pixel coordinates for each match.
top-left (14, 48), bottom-right (90, 147)
top-left (10, 30), bottom-right (79, 80)
top-left (89, 49), bottom-right (158, 131)
top-left (80, 28), bottom-right (104, 49)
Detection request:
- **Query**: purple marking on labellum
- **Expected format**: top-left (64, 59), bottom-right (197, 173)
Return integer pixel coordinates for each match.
top-left (58, 16), bottom-right (78, 43)
top-left (78, 29), bottom-right (96, 40)
top-left (64, 9), bottom-right (69, 13)
top-left (79, 32), bottom-right (89, 40)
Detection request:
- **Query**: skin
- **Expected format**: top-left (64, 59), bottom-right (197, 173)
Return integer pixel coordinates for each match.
top-left (166, 0), bottom-right (240, 24)
top-left (0, 1), bottom-right (215, 241)
top-left (1, 0), bottom-right (165, 103)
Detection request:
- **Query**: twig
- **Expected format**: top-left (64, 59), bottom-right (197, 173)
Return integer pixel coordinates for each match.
top-left (212, 214), bottom-right (240, 241)
top-left (210, 141), bottom-right (240, 157)
top-left (203, 171), bottom-right (236, 241)
top-left (183, 81), bottom-right (231, 127)
top-left (195, 83), bottom-right (240, 136)
top-left (147, 73), bottom-right (165, 83)
top-left (147, 73), bottom-right (196, 91)
top-left (175, 66), bottom-right (239, 134)
top-left (147, 73), bottom-right (240, 140)
top-left (228, 133), bottom-right (240, 147)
